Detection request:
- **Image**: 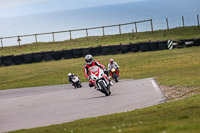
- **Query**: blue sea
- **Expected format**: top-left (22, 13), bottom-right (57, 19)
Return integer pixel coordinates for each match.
top-left (0, 0), bottom-right (200, 46)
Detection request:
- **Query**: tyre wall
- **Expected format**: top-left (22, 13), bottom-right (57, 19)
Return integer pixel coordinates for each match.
top-left (91, 46), bottom-right (102, 56)
top-left (101, 46), bottom-right (111, 55)
top-left (150, 41), bottom-right (159, 51)
top-left (140, 42), bottom-right (151, 52)
top-left (194, 38), bottom-right (200, 46)
top-left (44, 51), bottom-right (53, 61)
top-left (158, 41), bottom-right (168, 50)
top-left (13, 55), bottom-right (24, 65)
top-left (1, 38), bottom-right (199, 67)
top-left (2, 55), bottom-right (13, 66)
top-left (33, 52), bottom-right (44, 62)
top-left (63, 49), bottom-right (73, 59)
top-left (23, 53), bottom-right (33, 64)
top-left (121, 43), bottom-right (131, 54)
top-left (131, 43), bottom-right (140, 52)
top-left (82, 47), bottom-right (92, 57)
top-left (110, 45), bottom-right (121, 54)
top-left (73, 48), bottom-right (83, 58)
top-left (184, 39), bottom-right (194, 47)
top-left (0, 56), bottom-right (2, 66)
top-left (53, 50), bottom-right (63, 60)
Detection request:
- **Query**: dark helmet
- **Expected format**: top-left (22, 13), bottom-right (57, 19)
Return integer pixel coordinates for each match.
top-left (109, 59), bottom-right (114, 64)
top-left (85, 54), bottom-right (93, 65)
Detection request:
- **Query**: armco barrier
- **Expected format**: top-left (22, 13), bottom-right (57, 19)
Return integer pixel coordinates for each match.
top-left (150, 41), bottom-right (159, 51)
top-left (23, 53), bottom-right (33, 64)
top-left (73, 48), bottom-right (83, 58)
top-left (110, 45), bottom-right (121, 54)
top-left (131, 43), bottom-right (140, 52)
top-left (13, 55), bottom-right (24, 65)
top-left (33, 52), bottom-right (44, 62)
top-left (194, 38), bottom-right (200, 46)
top-left (63, 49), bottom-right (73, 59)
top-left (91, 46), bottom-right (102, 56)
top-left (53, 50), bottom-right (63, 60)
top-left (3, 55), bottom-right (13, 66)
top-left (82, 47), bottom-right (91, 56)
top-left (140, 42), bottom-right (150, 52)
top-left (121, 43), bottom-right (131, 54)
top-left (101, 46), bottom-right (111, 55)
top-left (158, 41), bottom-right (168, 50)
top-left (0, 56), bottom-right (2, 66)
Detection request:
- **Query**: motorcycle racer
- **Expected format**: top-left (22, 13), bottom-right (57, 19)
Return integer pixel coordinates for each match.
top-left (68, 73), bottom-right (82, 88)
top-left (68, 73), bottom-right (76, 85)
top-left (83, 54), bottom-right (113, 87)
top-left (108, 59), bottom-right (120, 77)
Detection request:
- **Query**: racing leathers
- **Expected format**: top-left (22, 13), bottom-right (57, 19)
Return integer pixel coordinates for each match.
top-left (68, 74), bottom-right (76, 85)
top-left (108, 61), bottom-right (120, 77)
top-left (84, 60), bottom-right (109, 87)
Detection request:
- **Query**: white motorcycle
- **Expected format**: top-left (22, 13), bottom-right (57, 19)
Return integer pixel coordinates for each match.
top-left (71, 76), bottom-right (82, 88)
top-left (89, 66), bottom-right (111, 96)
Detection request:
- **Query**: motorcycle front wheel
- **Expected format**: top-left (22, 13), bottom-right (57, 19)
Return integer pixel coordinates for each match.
top-left (113, 73), bottom-right (118, 82)
top-left (97, 81), bottom-right (111, 96)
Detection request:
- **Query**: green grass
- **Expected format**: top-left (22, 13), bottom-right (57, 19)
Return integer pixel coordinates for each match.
top-left (1, 26), bottom-right (200, 56)
top-left (9, 93), bottom-right (200, 133)
top-left (0, 47), bottom-right (200, 90)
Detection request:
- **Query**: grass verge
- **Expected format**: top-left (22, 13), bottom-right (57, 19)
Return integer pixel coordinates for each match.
top-left (1, 26), bottom-right (200, 56)
top-left (0, 47), bottom-right (200, 90)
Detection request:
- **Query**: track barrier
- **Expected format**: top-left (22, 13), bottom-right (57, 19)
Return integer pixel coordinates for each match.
top-left (13, 55), bottom-right (24, 65)
top-left (150, 41), bottom-right (159, 51)
top-left (2, 55), bottom-right (13, 66)
top-left (43, 51), bottom-right (54, 61)
top-left (53, 50), bottom-right (63, 60)
top-left (0, 38), bottom-right (200, 67)
top-left (33, 52), bottom-right (44, 62)
top-left (158, 41), bottom-right (168, 50)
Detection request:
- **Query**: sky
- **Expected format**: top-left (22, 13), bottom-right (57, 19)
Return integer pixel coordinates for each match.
top-left (0, 0), bottom-right (147, 18)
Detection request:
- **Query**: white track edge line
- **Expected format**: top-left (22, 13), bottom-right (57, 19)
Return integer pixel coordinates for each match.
top-left (151, 79), bottom-right (162, 95)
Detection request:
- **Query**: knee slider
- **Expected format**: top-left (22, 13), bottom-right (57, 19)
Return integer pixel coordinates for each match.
top-left (89, 83), bottom-right (94, 87)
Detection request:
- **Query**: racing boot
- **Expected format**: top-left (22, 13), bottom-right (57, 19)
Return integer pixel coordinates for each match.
top-left (109, 79), bottom-right (113, 86)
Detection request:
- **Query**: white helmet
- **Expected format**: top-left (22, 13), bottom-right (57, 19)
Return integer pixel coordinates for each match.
top-left (85, 54), bottom-right (93, 65)
top-left (109, 59), bottom-right (114, 64)
top-left (68, 73), bottom-right (72, 77)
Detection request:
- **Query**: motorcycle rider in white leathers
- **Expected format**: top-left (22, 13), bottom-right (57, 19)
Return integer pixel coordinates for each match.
top-left (108, 59), bottom-right (120, 77)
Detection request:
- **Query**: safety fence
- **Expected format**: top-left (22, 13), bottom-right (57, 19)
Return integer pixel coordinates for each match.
top-left (0, 19), bottom-right (153, 47)
top-left (1, 38), bottom-right (200, 67)
top-left (1, 14), bottom-right (200, 47)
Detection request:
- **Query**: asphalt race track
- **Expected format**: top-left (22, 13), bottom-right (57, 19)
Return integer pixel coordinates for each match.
top-left (0, 78), bottom-right (166, 132)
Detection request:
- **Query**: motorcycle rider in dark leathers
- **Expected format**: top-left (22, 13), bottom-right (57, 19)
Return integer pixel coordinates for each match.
top-left (83, 54), bottom-right (113, 87)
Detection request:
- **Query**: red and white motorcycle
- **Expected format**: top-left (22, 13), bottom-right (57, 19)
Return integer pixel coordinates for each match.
top-left (89, 66), bottom-right (111, 96)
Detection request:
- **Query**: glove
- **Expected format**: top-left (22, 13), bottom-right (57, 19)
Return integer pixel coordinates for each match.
top-left (103, 67), bottom-right (107, 71)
